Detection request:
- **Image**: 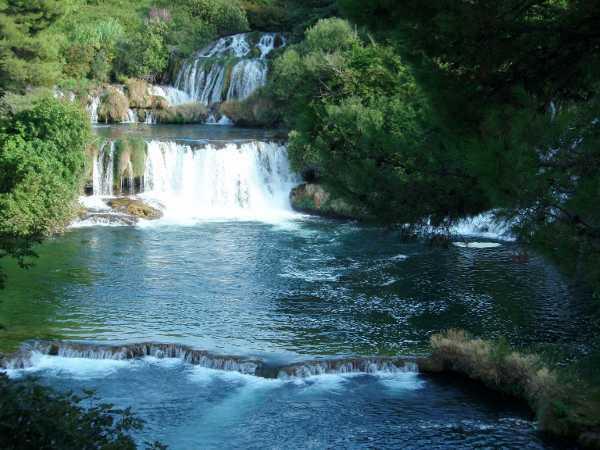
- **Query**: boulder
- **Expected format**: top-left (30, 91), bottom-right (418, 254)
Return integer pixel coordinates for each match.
top-left (98, 87), bottom-right (130, 123)
top-left (155, 103), bottom-right (208, 124)
top-left (107, 198), bottom-right (163, 220)
top-left (290, 183), bottom-right (363, 219)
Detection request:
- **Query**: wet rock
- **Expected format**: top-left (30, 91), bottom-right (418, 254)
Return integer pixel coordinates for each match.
top-left (290, 183), bottom-right (363, 219)
top-left (155, 103), bottom-right (208, 124)
top-left (107, 198), bottom-right (163, 220)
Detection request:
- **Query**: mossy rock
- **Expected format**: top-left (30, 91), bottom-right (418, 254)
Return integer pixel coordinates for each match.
top-left (151, 96), bottom-right (170, 110)
top-left (290, 183), bottom-right (364, 219)
top-left (156, 103), bottom-right (208, 124)
top-left (125, 79), bottom-right (152, 109)
top-left (219, 90), bottom-right (281, 128)
top-left (98, 87), bottom-right (130, 123)
top-left (107, 198), bottom-right (162, 220)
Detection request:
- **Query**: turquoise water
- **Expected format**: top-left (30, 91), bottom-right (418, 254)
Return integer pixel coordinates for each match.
top-left (2, 125), bottom-right (597, 449)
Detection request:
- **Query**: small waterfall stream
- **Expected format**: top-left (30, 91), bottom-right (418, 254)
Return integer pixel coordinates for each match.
top-left (92, 141), bottom-right (115, 196)
top-left (175, 32), bottom-right (286, 104)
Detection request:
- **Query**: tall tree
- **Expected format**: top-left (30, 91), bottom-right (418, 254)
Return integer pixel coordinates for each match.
top-left (0, 0), bottom-right (68, 91)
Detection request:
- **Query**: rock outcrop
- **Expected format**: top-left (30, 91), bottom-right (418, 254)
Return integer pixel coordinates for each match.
top-left (290, 183), bottom-right (363, 219)
top-left (107, 198), bottom-right (163, 220)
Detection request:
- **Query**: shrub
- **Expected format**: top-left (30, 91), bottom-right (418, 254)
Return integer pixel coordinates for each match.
top-left (0, 98), bottom-right (90, 286)
top-left (304, 18), bottom-right (358, 53)
top-left (98, 88), bottom-right (130, 123)
top-left (426, 330), bottom-right (600, 444)
top-left (0, 373), bottom-right (165, 450)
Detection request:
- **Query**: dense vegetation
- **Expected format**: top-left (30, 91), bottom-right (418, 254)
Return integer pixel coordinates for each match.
top-left (0, 99), bottom-right (90, 288)
top-left (0, 373), bottom-right (165, 450)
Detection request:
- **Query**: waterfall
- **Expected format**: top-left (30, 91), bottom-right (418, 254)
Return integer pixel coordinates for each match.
top-left (92, 141), bottom-right (115, 196)
top-left (175, 32), bottom-right (286, 105)
top-left (125, 108), bottom-right (138, 123)
top-left (3, 341), bottom-right (419, 379)
top-left (145, 112), bottom-right (156, 124)
top-left (87, 95), bottom-right (100, 124)
top-left (141, 140), bottom-right (298, 220)
top-left (150, 85), bottom-right (192, 106)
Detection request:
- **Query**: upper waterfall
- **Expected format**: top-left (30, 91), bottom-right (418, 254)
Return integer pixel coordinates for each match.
top-left (174, 32), bottom-right (286, 105)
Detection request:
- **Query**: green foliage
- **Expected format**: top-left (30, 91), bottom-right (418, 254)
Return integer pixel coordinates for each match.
top-left (0, 98), bottom-right (90, 287)
top-left (0, 373), bottom-right (166, 450)
top-left (155, 0), bottom-right (249, 57)
top-left (334, 0), bottom-right (600, 294)
top-left (0, 0), bottom-right (68, 91)
top-left (271, 19), bottom-right (487, 223)
top-left (116, 21), bottom-right (169, 80)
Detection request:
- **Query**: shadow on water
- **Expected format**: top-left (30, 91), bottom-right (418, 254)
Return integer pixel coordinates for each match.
top-left (0, 236), bottom-right (95, 353)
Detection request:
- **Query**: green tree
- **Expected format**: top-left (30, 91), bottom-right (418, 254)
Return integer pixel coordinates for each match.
top-left (0, 373), bottom-right (166, 450)
top-left (0, 0), bottom-right (68, 91)
top-left (0, 98), bottom-right (90, 287)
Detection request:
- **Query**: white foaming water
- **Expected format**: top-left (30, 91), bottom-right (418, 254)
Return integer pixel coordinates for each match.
top-left (140, 140), bottom-right (300, 223)
top-left (5, 352), bottom-right (132, 380)
top-left (453, 242), bottom-right (503, 249)
top-left (451, 212), bottom-right (514, 241)
top-left (92, 141), bottom-right (115, 196)
top-left (226, 59), bottom-right (269, 100)
top-left (175, 32), bottom-right (286, 104)
top-left (78, 196), bottom-right (110, 211)
top-left (149, 85), bottom-right (192, 107)
top-left (87, 95), bottom-right (101, 124)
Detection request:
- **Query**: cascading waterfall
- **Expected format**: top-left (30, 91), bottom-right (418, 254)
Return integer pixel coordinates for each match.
top-left (141, 140), bottom-right (298, 220)
top-left (92, 141), bottom-right (115, 196)
top-left (150, 85), bottom-right (192, 106)
top-left (175, 32), bottom-right (286, 104)
top-left (2, 341), bottom-right (418, 379)
top-left (87, 95), bottom-right (100, 124)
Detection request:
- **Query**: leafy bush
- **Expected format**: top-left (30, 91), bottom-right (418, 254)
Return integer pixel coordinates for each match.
top-left (0, 98), bottom-right (90, 286)
top-left (0, 373), bottom-right (165, 450)
top-left (219, 89), bottom-right (280, 127)
top-left (0, 1), bottom-right (66, 91)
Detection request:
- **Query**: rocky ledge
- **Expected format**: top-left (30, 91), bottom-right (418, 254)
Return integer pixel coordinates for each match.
top-left (78, 197), bottom-right (163, 225)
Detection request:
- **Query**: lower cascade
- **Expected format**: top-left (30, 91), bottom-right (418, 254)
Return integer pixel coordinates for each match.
top-left (2, 341), bottom-right (419, 379)
top-left (87, 140), bottom-right (300, 222)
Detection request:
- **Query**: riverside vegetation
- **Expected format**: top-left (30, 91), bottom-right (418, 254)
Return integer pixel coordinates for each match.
top-left (1, 0), bottom-right (600, 448)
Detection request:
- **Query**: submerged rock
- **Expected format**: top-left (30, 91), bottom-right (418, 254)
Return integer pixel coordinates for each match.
top-left (107, 198), bottom-right (163, 220)
top-left (290, 183), bottom-right (363, 219)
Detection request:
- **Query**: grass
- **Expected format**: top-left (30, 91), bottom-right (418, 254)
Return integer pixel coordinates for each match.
top-left (421, 329), bottom-right (600, 447)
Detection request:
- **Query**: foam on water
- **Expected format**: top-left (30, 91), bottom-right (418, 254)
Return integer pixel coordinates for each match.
top-left (453, 242), bottom-right (503, 249)
top-left (5, 352), bottom-right (132, 380)
top-left (139, 140), bottom-right (300, 224)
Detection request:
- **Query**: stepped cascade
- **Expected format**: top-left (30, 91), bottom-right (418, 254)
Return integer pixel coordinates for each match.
top-left (88, 139), bottom-right (299, 220)
top-left (175, 32), bottom-right (286, 105)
